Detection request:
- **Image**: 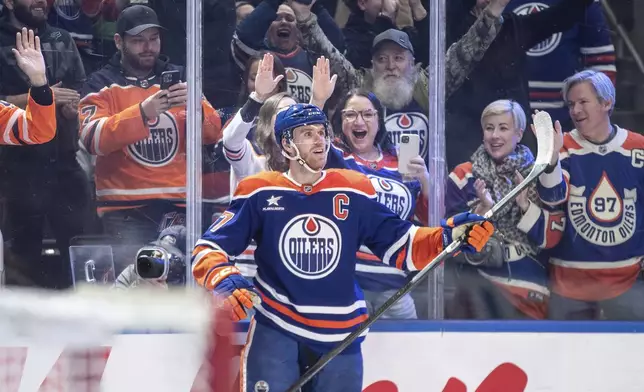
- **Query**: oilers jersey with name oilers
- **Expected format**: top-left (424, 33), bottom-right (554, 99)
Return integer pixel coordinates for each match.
top-left (538, 126), bottom-right (644, 301)
top-left (447, 162), bottom-right (564, 319)
top-left (79, 57), bottom-right (222, 213)
top-left (507, 0), bottom-right (615, 123)
top-left (192, 169), bottom-right (445, 352)
top-left (326, 144), bottom-right (428, 291)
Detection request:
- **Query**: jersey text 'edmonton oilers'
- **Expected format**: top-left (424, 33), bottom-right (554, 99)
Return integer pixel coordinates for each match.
top-left (538, 126), bottom-right (644, 301)
top-left (192, 169), bottom-right (444, 352)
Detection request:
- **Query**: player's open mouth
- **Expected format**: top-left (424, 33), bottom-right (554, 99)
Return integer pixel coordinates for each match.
top-left (352, 130), bottom-right (368, 139)
top-left (312, 149), bottom-right (325, 155)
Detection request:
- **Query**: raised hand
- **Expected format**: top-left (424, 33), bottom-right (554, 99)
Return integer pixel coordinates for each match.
top-left (381, 0), bottom-right (399, 20)
top-left (254, 53), bottom-right (284, 102)
top-left (12, 28), bottom-right (47, 87)
top-left (310, 56), bottom-right (337, 108)
top-left (288, 0), bottom-right (317, 21)
top-left (486, 0), bottom-right (511, 17)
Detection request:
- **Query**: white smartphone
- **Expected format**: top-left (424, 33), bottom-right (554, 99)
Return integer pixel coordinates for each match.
top-left (397, 134), bottom-right (420, 175)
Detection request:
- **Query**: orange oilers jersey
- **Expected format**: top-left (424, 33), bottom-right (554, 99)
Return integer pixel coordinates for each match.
top-left (79, 64), bottom-right (222, 212)
top-left (192, 169), bottom-right (443, 351)
top-left (0, 90), bottom-right (55, 146)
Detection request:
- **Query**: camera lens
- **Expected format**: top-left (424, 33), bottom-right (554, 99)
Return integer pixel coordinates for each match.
top-left (136, 255), bottom-right (165, 279)
top-left (402, 136), bottom-right (409, 143)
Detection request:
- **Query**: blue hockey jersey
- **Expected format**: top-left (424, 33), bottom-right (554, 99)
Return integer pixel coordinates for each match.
top-left (508, 0), bottom-right (615, 124)
top-left (538, 126), bottom-right (644, 301)
top-left (192, 169), bottom-right (444, 352)
top-left (447, 162), bottom-right (564, 319)
top-left (326, 144), bottom-right (428, 291)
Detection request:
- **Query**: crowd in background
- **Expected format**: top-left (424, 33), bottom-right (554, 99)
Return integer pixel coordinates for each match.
top-left (2, 0), bottom-right (642, 322)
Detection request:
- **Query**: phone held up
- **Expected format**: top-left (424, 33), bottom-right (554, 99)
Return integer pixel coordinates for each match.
top-left (160, 70), bottom-right (181, 90)
top-left (397, 134), bottom-right (420, 177)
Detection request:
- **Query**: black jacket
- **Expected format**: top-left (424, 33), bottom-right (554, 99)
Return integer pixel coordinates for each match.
top-left (0, 18), bottom-right (86, 169)
top-left (445, 0), bottom-right (594, 170)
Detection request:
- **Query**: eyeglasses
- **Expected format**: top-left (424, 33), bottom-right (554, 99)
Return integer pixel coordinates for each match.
top-left (341, 109), bottom-right (378, 122)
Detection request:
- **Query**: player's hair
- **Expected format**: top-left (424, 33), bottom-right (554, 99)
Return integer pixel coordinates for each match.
top-left (256, 92), bottom-right (291, 172)
top-left (480, 99), bottom-right (527, 132)
top-left (562, 69), bottom-right (616, 114)
top-left (238, 51), bottom-right (288, 107)
top-left (331, 89), bottom-right (396, 156)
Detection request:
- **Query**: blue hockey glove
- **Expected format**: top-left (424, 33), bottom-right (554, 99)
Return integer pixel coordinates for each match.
top-left (441, 212), bottom-right (495, 253)
top-left (210, 265), bottom-right (259, 321)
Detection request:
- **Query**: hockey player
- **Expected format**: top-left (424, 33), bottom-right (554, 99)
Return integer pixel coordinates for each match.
top-left (537, 69), bottom-right (644, 320)
top-left (192, 103), bottom-right (495, 391)
top-left (0, 27), bottom-right (56, 146)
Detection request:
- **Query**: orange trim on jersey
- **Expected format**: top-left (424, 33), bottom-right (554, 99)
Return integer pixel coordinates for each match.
top-left (489, 281), bottom-right (548, 320)
top-left (192, 245), bottom-right (229, 290)
top-left (620, 131), bottom-right (644, 150)
top-left (550, 263), bottom-right (640, 302)
top-left (451, 162), bottom-right (473, 182)
top-left (563, 133), bottom-right (584, 151)
top-left (357, 251), bottom-right (381, 262)
top-left (259, 293), bottom-right (368, 329)
top-left (407, 227), bottom-right (443, 271)
top-left (0, 93), bottom-right (56, 145)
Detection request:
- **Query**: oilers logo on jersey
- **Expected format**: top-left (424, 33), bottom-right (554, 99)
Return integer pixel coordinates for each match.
top-left (278, 214), bottom-right (342, 280)
top-left (568, 173), bottom-right (637, 246)
top-left (385, 112), bottom-right (429, 158)
top-left (286, 67), bottom-right (313, 103)
top-left (128, 112), bottom-right (180, 167)
top-left (368, 175), bottom-right (412, 219)
top-left (514, 3), bottom-right (562, 56)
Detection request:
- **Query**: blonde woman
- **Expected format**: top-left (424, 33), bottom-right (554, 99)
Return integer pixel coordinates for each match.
top-left (445, 99), bottom-right (564, 320)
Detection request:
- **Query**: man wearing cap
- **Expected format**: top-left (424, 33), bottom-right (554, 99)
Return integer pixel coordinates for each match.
top-left (0, 0), bottom-right (90, 289)
top-left (79, 5), bottom-right (223, 253)
top-left (290, 0), bottom-right (511, 158)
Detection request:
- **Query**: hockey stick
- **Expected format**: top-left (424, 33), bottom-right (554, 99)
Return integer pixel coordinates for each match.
top-left (285, 111), bottom-right (555, 392)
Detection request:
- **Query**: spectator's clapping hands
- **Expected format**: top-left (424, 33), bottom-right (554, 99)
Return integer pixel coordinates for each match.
top-left (254, 53), bottom-right (284, 102)
top-left (310, 56), bottom-right (337, 108)
top-left (474, 178), bottom-right (494, 215)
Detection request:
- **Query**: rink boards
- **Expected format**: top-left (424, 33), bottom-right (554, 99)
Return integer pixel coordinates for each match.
top-left (7, 320), bottom-right (644, 391)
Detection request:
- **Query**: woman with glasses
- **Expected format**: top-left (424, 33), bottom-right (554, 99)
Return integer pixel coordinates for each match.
top-left (324, 89), bottom-right (431, 319)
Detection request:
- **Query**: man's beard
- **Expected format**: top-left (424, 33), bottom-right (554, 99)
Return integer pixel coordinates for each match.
top-left (372, 69), bottom-right (418, 111)
top-left (13, 2), bottom-right (47, 28)
top-left (122, 46), bottom-right (157, 74)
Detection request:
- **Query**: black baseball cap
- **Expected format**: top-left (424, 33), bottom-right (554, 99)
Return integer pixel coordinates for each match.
top-left (372, 29), bottom-right (414, 55)
top-left (116, 5), bottom-right (164, 36)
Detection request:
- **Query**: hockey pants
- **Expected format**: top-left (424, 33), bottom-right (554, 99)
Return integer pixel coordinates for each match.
top-left (240, 319), bottom-right (363, 392)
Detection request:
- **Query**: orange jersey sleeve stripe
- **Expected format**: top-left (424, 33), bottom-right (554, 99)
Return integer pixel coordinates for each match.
top-left (408, 227), bottom-right (444, 271)
top-left (192, 244), bottom-right (229, 290)
top-left (0, 92), bottom-right (55, 145)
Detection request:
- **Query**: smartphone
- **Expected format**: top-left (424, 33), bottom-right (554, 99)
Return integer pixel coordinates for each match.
top-left (398, 134), bottom-right (420, 175)
top-left (160, 70), bottom-right (181, 90)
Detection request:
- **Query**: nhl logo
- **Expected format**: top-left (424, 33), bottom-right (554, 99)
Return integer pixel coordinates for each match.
top-left (254, 380), bottom-right (270, 392)
top-left (369, 162), bottom-right (377, 170)
top-left (599, 145), bottom-right (607, 154)
top-left (140, 79), bottom-right (149, 88)
top-left (303, 185), bottom-right (313, 193)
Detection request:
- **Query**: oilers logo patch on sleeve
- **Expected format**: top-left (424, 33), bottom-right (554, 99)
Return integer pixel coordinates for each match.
top-left (128, 112), bottom-right (179, 167)
top-left (278, 214), bottom-right (342, 280)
